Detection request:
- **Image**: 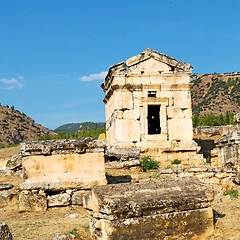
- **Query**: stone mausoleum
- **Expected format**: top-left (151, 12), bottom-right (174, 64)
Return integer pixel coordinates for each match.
top-left (101, 49), bottom-right (204, 166)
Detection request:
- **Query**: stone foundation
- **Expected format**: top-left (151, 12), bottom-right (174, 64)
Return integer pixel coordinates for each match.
top-left (84, 177), bottom-right (214, 240)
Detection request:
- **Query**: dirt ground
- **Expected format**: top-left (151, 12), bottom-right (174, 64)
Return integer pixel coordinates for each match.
top-left (0, 147), bottom-right (240, 239)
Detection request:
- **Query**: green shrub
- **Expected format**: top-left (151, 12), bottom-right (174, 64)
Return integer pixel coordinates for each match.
top-left (223, 189), bottom-right (239, 198)
top-left (171, 159), bottom-right (181, 165)
top-left (68, 228), bottom-right (80, 237)
top-left (140, 156), bottom-right (159, 172)
top-left (206, 156), bottom-right (211, 164)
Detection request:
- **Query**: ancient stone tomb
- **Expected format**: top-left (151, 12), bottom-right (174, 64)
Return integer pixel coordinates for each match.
top-left (101, 48), bottom-right (204, 166)
top-left (84, 176), bottom-right (214, 240)
top-left (19, 138), bottom-right (107, 191)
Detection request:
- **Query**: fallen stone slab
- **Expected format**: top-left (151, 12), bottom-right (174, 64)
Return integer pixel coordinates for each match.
top-left (0, 184), bottom-right (13, 190)
top-left (84, 176), bottom-right (214, 240)
top-left (6, 154), bottom-right (22, 171)
top-left (0, 222), bottom-right (12, 240)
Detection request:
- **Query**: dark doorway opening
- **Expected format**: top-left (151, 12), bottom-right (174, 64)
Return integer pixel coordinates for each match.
top-left (148, 105), bottom-right (161, 134)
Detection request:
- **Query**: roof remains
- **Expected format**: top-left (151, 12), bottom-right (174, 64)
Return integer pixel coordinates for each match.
top-left (102, 48), bottom-right (193, 90)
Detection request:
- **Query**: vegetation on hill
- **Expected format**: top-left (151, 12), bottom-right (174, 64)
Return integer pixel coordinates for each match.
top-left (39, 127), bottom-right (105, 140)
top-left (190, 72), bottom-right (240, 116)
top-left (192, 111), bottom-right (236, 127)
top-left (0, 104), bottom-right (56, 147)
top-left (54, 122), bottom-right (105, 134)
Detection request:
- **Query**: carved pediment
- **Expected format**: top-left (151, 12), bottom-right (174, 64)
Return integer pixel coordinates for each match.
top-left (126, 48), bottom-right (192, 73)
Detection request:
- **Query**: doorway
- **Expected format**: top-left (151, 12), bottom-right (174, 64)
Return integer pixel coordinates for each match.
top-left (148, 105), bottom-right (161, 134)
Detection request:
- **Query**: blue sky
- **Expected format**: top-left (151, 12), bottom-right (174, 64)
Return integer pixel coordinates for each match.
top-left (0, 0), bottom-right (239, 129)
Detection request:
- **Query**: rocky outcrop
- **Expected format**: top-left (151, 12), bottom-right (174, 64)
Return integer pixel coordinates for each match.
top-left (0, 222), bottom-right (12, 240)
top-left (84, 177), bottom-right (214, 240)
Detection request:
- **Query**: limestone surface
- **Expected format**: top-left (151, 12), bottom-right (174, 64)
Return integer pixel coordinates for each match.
top-left (19, 193), bottom-right (47, 212)
top-left (19, 138), bottom-right (107, 191)
top-left (84, 176), bottom-right (214, 240)
top-left (102, 48), bottom-right (204, 167)
top-left (48, 193), bottom-right (71, 207)
top-left (72, 190), bottom-right (90, 206)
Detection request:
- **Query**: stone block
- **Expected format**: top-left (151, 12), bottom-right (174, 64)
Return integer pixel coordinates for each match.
top-left (114, 119), bottom-right (125, 141)
top-left (0, 222), bottom-right (12, 240)
top-left (89, 207), bottom-right (213, 240)
top-left (167, 107), bottom-right (185, 119)
top-left (174, 91), bottom-right (191, 109)
top-left (123, 108), bottom-right (140, 120)
top-left (114, 91), bottom-right (133, 110)
top-left (48, 193), bottom-right (71, 207)
top-left (19, 193), bottom-right (47, 212)
top-left (84, 177), bottom-right (214, 240)
top-left (168, 118), bottom-right (193, 141)
top-left (72, 190), bottom-right (90, 206)
top-left (124, 119), bottom-right (140, 142)
top-left (51, 234), bottom-right (71, 240)
top-left (20, 152), bottom-right (106, 191)
top-left (0, 192), bottom-right (11, 208)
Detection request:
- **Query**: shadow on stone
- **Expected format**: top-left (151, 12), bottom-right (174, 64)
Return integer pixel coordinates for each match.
top-left (213, 209), bottom-right (226, 224)
top-left (106, 175), bottom-right (132, 184)
top-left (194, 138), bottom-right (216, 158)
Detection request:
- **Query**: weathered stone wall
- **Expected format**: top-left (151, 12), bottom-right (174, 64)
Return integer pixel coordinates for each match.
top-left (158, 164), bottom-right (239, 192)
top-left (193, 125), bottom-right (237, 137)
top-left (216, 131), bottom-right (240, 164)
top-left (84, 177), bottom-right (214, 240)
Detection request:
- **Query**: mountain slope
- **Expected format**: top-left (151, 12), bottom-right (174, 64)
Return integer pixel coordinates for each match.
top-left (0, 105), bottom-right (56, 146)
top-left (54, 122), bottom-right (105, 134)
top-left (190, 72), bottom-right (240, 116)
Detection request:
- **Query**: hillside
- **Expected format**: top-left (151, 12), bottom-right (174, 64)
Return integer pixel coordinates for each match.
top-left (54, 122), bottom-right (105, 134)
top-left (0, 105), bottom-right (56, 146)
top-left (190, 72), bottom-right (240, 116)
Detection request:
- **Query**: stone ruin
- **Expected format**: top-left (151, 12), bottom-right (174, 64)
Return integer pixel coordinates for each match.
top-left (1, 137), bottom-right (107, 211)
top-left (101, 48), bottom-right (205, 168)
top-left (84, 176), bottom-right (214, 240)
top-left (2, 49), bottom-right (240, 239)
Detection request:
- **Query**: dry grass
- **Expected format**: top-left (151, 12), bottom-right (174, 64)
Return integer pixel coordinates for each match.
top-left (2, 204), bottom-right (91, 240)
